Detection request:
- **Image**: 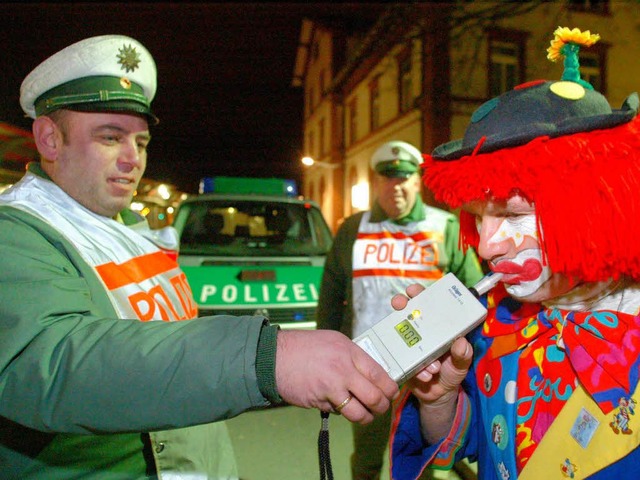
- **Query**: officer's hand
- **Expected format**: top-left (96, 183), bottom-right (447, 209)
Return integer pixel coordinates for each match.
top-left (274, 329), bottom-right (398, 424)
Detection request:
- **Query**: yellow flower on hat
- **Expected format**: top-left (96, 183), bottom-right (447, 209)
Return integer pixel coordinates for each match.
top-left (547, 26), bottom-right (600, 62)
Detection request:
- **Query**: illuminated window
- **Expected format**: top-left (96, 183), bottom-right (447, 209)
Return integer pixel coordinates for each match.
top-left (351, 182), bottom-right (370, 211)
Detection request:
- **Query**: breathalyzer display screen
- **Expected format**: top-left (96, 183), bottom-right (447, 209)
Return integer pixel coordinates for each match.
top-left (394, 319), bottom-right (422, 347)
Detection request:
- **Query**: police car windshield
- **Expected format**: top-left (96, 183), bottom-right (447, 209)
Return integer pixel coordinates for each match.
top-left (176, 199), bottom-right (333, 257)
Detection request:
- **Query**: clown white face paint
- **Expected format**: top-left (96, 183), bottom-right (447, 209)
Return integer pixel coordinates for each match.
top-left (467, 195), bottom-right (580, 303)
top-left (485, 213), bottom-right (537, 248)
top-left (487, 214), bottom-right (552, 298)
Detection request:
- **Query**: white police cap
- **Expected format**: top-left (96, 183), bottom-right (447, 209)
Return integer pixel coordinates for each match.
top-left (20, 34), bottom-right (158, 123)
top-left (370, 140), bottom-right (423, 178)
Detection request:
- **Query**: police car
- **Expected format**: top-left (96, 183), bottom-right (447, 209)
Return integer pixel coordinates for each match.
top-left (173, 176), bottom-right (333, 329)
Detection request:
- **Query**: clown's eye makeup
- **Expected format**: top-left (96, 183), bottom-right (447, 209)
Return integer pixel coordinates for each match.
top-left (504, 213), bottom-right (534, 227)
top-left (488, 213), bottom-right (538, 246)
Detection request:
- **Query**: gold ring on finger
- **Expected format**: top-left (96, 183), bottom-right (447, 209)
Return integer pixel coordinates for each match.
top-left (334, 394), bottom-right (353, 413)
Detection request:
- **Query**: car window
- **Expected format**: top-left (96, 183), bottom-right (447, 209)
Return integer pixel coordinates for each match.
top-left (176, 199), bottom-right (332, 257)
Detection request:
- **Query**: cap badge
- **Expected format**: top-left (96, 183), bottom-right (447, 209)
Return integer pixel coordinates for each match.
top-left (117, 44), bottom-right (141, 73)
top-left (391, 146), bottom-right (400, 155)
top-left (120, 77), bottom-right (132, 90)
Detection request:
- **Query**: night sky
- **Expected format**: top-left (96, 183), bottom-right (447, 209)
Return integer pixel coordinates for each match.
top-left (0, 3), bottom-right (385, 193)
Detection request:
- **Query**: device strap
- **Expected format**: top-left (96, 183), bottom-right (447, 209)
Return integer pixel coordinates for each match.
top-left (318, 411), bottom-right (334, 480)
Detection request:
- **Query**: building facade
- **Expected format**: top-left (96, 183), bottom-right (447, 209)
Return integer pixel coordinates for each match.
top-left (293, 1), bottom-right (640, 232)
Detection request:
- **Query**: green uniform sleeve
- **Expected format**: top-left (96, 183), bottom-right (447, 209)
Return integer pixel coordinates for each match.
top-left (255, 323), bottom-right (282, 403)
top-left (316, 214), bottom-right (361, 337)
top-left (0, 209), bottom-right (270, 434)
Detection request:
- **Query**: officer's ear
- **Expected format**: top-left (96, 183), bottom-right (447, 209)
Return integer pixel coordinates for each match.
top-left (32, 115), bottom-right (64, 161)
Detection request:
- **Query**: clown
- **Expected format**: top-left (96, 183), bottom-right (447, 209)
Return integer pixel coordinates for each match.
top-left (390, 27), bottom-right (640, 480)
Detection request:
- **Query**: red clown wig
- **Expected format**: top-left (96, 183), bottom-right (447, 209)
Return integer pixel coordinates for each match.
top-left (423, 28), bottom-right (640, 283)
top-left (423, 115), bottom-right (640, 283)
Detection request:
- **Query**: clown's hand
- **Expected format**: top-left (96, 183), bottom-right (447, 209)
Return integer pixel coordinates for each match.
top-left (391, 284), bottom-right (473, 444)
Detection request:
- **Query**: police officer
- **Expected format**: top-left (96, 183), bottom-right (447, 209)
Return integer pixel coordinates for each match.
top-left (0, 35), bottom-right (398, 480)
top-left (317, 140), bottom-right (484, 480)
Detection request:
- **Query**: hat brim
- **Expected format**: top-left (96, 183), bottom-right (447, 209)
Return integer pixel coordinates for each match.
top-left (374, 158), bottom-right (420, 178)
top-left (66, 100), bottom-right (159, 125)
top-left (434, 92), bottom-right (639, 160)
top-left (377, 170), bottom-right (416, 179)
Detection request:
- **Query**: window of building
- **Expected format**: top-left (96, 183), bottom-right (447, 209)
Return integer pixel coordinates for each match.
top-left (369, 76), bottom-right (381, 131)
top-left (349, 166), bottom-right (369, 213)
top-left (487, 30), bottom-right (527, 98)
top-left (580, 49), bottom-right (606, 93)
top-left (319, 176), bottom-right (326, 212)
top-left (568, 0), bottom-right (609, 14)
top-left (308, 87), bottom-right (314, 114)
top-left (489, 41), bottom-right (519, 97)
top-left (347, 166), bottom-right (357, 215)
top-left (319, 118), bottom-right (326, 157)
top-left (347, 98), bottom-right (358, 146)
top-left (308, 130), bottom-right (315, 159)
top-left (319, 68), bottom-right (326, 97)
top-left (397, 48), bottom-right (413, 113)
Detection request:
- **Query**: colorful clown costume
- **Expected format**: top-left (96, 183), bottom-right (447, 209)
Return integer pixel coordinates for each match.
top-left (391, 283), bottom-right (640, 479)
top-left (390, 26), bottom-right (640, 480)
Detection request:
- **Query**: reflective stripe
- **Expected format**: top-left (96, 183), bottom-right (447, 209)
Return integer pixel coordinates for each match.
top-left (351, 208), bottom-right (451, 337)
top-left (353, 268), bottom-right (443, 279)
top-left (96, 250), bottom-right (179, 290)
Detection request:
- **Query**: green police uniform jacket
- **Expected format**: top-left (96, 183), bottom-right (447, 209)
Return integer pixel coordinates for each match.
top-left (0, 164), bottom-right (280, 479)
top-left (317, 198), bottom-right (483, 337)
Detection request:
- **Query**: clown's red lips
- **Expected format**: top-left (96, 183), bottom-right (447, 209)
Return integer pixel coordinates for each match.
top-left (494, 258), bottom-right (543, 284)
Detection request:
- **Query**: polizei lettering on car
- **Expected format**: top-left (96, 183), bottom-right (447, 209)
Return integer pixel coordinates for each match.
top-left (173, 177), bottom-right (333, 329)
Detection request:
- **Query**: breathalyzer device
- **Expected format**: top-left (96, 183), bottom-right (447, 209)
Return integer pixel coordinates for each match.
top-left (353, 272), bottom-right (503, 384)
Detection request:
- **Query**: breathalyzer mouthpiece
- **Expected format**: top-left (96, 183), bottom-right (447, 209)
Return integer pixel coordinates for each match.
top-left (469, 272), bottom-right (504, 298)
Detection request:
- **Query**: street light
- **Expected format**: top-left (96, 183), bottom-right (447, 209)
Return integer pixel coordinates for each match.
top-left (300, 156), bottom-right (339, 170)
